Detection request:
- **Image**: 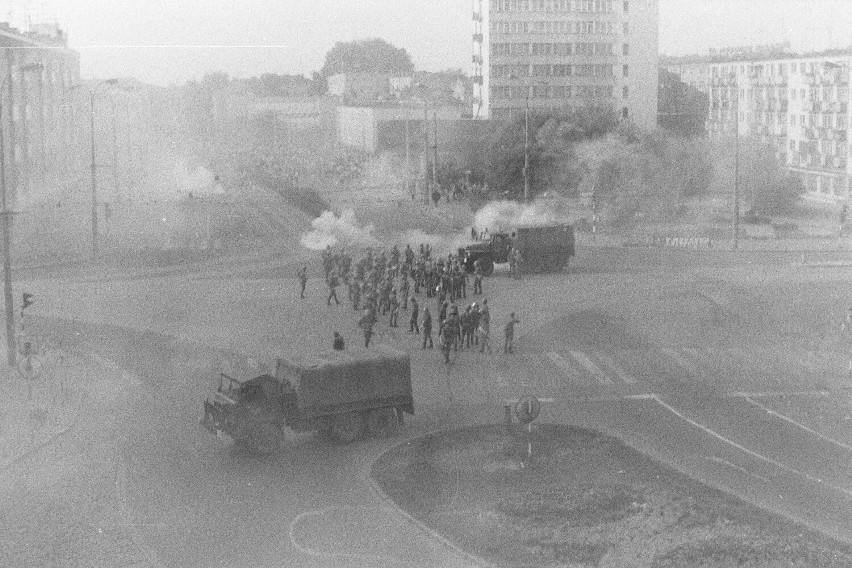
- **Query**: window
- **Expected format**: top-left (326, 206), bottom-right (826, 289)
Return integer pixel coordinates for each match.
top-left (622, 22), bottom-right (628, 34)
top-left (790, 115), bottom-right (796, 126)
top-left (622, 85), bottom-right (629, 98)
top-left (622, 64), bottom-right (629, 77)
top-left (622, 43), bottom-right (629, 56)
top-left (622, 107), bottom-right (628, 119)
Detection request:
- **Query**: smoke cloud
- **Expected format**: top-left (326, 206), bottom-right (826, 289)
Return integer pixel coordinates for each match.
top-left (173, 161), bottom-right (223, 198)
top-left (473, 198), bottom-right (571, 234)
top-left (300, 210), bottom-right (381, 251)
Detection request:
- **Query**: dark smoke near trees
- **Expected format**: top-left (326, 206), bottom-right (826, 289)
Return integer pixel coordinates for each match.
top-left (321, 38), bottom-right (415, 77)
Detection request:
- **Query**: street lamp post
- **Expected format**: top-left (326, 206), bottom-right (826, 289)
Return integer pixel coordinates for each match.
top-left (72, 78), bottom-right (119, 261)
top-left (0, 62), bottom-right (44, 366)
top-left (730, 71), bottom-right (740, 251)
top-left (524, 86), bottom-right (530, 202)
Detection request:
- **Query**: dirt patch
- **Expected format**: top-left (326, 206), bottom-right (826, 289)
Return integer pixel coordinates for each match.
top-left (372, 424), bottom-right (852, 568)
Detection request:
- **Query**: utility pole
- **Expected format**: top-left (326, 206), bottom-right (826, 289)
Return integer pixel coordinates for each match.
top-left (405, 106), bottom-right (411, 199)
top-left (111, 97), bottom-right (118, 203)
top-left (422, 102), bottom-right (429, 204)
top-left (524, 86), bottom-right (530, 202)
top-left (732, 71), bottom-right (740, 251)
top-left (432, 108), bottom-right (438, 196)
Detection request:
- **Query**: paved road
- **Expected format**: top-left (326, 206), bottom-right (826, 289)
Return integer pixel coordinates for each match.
top-left (3, 255), bottom-right (852, 566)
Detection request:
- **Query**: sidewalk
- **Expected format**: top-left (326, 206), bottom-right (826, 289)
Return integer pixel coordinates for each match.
top-left (0, 347), bottom-right (88, 474)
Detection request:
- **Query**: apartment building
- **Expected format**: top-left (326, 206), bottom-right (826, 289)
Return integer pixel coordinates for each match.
top-left (473, 0), bottom-right (658, 130)
top-left (0, 22), bottom-right (80, 207)
top-left (701, 48), bottom-right (852, 202)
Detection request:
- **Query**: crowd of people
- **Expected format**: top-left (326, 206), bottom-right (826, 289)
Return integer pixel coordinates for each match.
top-left (299, 242), bottom-right (519, 360)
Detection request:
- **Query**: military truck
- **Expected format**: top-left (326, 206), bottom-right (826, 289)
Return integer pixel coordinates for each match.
top-left (460, 224), bottom-right (575, 275)
top-left (200, 346), bottom-right (413, 452)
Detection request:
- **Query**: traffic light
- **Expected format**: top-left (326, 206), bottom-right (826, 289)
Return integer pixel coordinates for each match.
top-left (22, 293), bottom-right (34, 311)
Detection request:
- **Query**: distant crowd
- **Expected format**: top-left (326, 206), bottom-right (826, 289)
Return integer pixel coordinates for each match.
top-left (298, 242), bottom-right (520, 361)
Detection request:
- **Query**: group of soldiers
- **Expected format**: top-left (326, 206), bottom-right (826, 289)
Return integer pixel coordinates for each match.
top-left (299, 242), bottom-right (518, 360)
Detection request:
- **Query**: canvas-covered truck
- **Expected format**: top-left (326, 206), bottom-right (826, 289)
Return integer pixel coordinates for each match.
top-left (199, 346), bottom-right (414, 452)
top-left (460, 224), bottom-right (575, 275)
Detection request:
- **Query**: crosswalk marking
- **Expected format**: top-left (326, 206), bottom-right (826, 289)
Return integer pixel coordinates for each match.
top-left (546, 351), bottom-right (578, 377)
top-left (594, 352), bottom-right (636, 384)
top-left (569, 351), bottom-right (614, 385)
top-left (660, 347), bottom-right (699, 375)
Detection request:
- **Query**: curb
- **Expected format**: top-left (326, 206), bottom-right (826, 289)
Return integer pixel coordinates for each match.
top-left (0, 390), bottom-right (87, 476)
top-left (362, 434), bottom-right (497, 568)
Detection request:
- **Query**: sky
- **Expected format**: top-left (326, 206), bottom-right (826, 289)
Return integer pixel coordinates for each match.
top-left (8, 0), bottom-right (852, 86)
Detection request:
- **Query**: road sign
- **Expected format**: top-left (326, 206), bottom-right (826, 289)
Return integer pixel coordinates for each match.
top-left (514, 395), bottom-right (541, 424)
top-left (17, 354), bottom-right (42, 380)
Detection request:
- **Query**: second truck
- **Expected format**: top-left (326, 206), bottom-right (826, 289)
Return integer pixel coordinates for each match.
top-left (459, 223), bottom-right (575, 275)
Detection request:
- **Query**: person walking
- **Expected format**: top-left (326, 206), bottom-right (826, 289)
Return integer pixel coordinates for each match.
top-left (441, 308), bottom-right (460, 363)
top-left (473, 261), bottom-right (483, 295)
top-left (389, 292), bottom-right (400, 328)
top-left (478, 299), bottom-right (492, 354)
top-left (504, 313), bottom-right (520, 354)
top-left (422, 307), bottom-right (434, 349)
top-left (333, 331), bottom-right (345, 351)
top-left (297, 265), bottom-right (308, 299)
top-left (327, 270), bottom-right (340, 305)
top-left (409, 297), bottom-right (420, 334)
top-left (400, 275), bottom-right (410, 310)
top-left (359, 308), bottom-right (376, 348)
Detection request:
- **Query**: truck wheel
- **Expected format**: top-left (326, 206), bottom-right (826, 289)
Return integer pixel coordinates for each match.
top-left (481, 258), bottom-right (494, 276)
top-left (247, 423), bottom-right (281, 454)
top-left (367, 408), bottom-right (399, 438)
top-left (331, 412), bottom-right (366, 443)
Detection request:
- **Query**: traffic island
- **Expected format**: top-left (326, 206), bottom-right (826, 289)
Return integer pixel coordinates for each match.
top-left (371, 424), bottom-right (852, 568)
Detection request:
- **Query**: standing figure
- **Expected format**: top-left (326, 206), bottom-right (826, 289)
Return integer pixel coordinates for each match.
top-left (409, 297), bottom-right (420, 334)
top-left (422, 307), bottom-right (434, 349)
top-left (478, 299), bottom-right (492, 354)
top-left (327, 270), bottom-right (340, 305)
top-left (297, 265), bottom-right (308, 299)
top-left (359, 309), bottom-right (376, 348)
top-left (504, 313), bottom-right (520, 354)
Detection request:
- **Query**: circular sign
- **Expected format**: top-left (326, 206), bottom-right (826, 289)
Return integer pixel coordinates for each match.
top-left (17, 355), bottom-right (43, 381)
top-left (514, 395), bottom-right (541, 424)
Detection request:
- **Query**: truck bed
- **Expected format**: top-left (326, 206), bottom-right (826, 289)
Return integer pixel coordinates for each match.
top-left (276, 345), bottom-right (413, 419)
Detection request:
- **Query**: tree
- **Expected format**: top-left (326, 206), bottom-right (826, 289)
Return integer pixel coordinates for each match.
top-left (484, 105), bottom-right (619, 199)
top-left (658, 69), bottom-right (709, 138)
top-left (321, 38), bottom-right (414, 77)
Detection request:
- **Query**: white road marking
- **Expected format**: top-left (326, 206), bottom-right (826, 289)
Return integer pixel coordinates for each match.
top-left (546, 351), bottom-right (578, 378)
top-left (649, 395), bottom-right (852, 499)
top-left (594, 352), bottom-right (637, 384)
top-left (569, 351), bottom-right (614, 385)
top-left (288, 506), bottom-right (399, 562)
top-left (703, 455), bottom-right (771, 483)
top-left (660, 348), bottom-right (699, 375)
top-left (741, 396), bottom-right (852, 453)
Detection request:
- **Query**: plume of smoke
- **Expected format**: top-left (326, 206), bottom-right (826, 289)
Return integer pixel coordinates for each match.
top-left (301, 210), bottom-right (381, 251)
top-left (174, 161), bottom-right (222, 198)
top-left (473, 198), bottom-right (570, 234)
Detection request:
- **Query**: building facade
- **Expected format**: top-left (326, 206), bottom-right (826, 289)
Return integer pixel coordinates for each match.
top-left (0, 22), bottom-right (80, 207)
top-left (676, 48), bottom-right (852, 202)
top-left (474, 0), bottom-right (659, 130)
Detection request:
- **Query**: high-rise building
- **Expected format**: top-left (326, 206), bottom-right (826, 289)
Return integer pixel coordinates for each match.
top-left (473, 0), bottom-right (659, 130)
top-left (664, 46), bottom-right (852, 202)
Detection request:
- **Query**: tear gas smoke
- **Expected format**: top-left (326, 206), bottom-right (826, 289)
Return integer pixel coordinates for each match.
top-left (473, 198), bottom-right (570, 234)
top-left (174, 162), bottom-right (222, 198)
top-left (301, 210), bottom-right (381, 250)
